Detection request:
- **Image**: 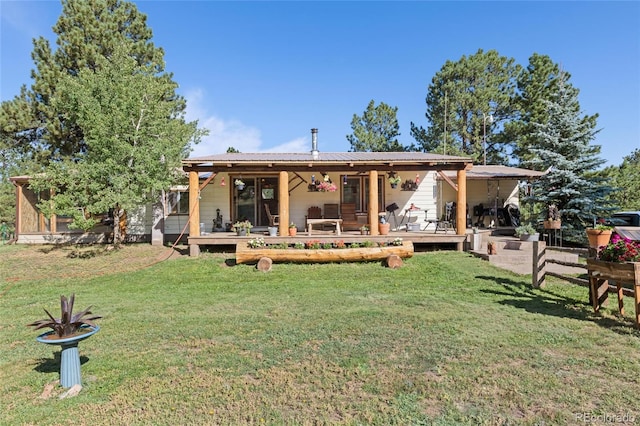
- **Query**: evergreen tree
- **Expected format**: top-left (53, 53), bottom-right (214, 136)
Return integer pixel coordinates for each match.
top-left (29, 45), bottom-right (205, 246)
top-left (1, 0), bottom-right (207, 246)
top-left (511, 54), bottom-right (562, 165)
top-left (606, 149), bottom-right (640, 211)
top-left (347, 100), bottom-right (407, 152)
top-left (410, 49), bottom-right (520, 163)
top-left (523, 72), bottom-right (613, 240)
top-left (9, 0), bottom-right (165, 163)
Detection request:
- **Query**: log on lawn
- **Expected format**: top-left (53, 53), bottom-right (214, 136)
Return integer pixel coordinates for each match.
top-left (256, 256), bottom-right (273, 272)
top-left (385, 254), bottom-right (403, 269)
top-left (236, 241), bottom-right (414, 264)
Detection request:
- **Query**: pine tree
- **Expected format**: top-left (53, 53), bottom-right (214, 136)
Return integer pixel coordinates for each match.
top-left (608, 149), bottom-right (640, 211)
top-left (347, 100), bottom-right (406, 152)
top-left (410, 49), bottom-right (520, 163)
top-left (19, 0), bottom-right (166, 162)
top-left (523, 72), bottom-right (613, 241)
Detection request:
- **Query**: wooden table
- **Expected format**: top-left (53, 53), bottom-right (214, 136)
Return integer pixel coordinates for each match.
top-left (306, 218), bottom-right (342, 236)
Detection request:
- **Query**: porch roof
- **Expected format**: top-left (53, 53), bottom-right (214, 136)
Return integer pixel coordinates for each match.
top-left (182, 152), bottom-right (473, 173)
top-left (437, 165), bottom-right (546, 180)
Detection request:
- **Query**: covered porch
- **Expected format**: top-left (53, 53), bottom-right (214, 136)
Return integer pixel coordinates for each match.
top-left (182, 147), bottom-right (473, 257)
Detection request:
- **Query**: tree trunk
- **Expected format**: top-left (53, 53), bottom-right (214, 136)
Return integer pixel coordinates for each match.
top-left (385, 254), bottom-right (403, 269)
top-left (112, 206), bottom-right (126, 247)
top-left (256, 257), bottom-right (273, 272)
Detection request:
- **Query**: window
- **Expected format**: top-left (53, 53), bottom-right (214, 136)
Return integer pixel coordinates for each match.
top-left (341, 176), bottom-right (384, 212)
top-left (168, 190), bottom-right (189, 215)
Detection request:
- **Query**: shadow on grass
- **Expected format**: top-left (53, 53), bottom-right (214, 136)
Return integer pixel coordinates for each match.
top-left (34, 351), bottom-right (90, 374)
top-left (37, 244), bottom-right (113, 259)
top-left (477, 274), bottom-right (640, 336)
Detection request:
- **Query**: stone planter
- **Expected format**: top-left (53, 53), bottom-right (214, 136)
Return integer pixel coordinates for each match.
top-left (470, 233), bottom-right (482, 250)
top-left (519, 233), bottom-right (539, 242)
top-left (36, 325), bottom-right (100, 388)
top-left (268, 227), bottom-right (278, 237)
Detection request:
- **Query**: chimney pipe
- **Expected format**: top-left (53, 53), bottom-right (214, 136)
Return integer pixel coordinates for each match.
top-left (311, 128), bottom-right (319, 160)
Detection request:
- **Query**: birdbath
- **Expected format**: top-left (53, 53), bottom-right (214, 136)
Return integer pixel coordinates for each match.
top-left (36, 325), bottom-right (100, 388)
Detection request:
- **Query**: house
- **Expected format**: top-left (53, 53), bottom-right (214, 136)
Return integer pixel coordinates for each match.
top-left (180, 129), bottom-right (473, 255)
top-left (9, 129), bottom-right (545, 255)
top-left (437, 165), bottom-right (546, 230)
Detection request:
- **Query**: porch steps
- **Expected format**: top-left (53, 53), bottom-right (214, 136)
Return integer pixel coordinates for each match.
top-left (471, 238), bottom-right (583, 276)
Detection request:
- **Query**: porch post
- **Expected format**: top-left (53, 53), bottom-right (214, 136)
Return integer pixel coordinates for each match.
top-left (14, 181), bottom-right (22, 239)
top-left (189, 170), bottom-right (200, 237)
top-left (369, 170), bottom-right (379, 235)
top-left (456, 168), bottom-right (467, 251)
top-left (278, 171), bottom-right (289, 236)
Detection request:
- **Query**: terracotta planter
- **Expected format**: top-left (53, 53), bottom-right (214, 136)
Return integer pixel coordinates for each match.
top-left (379, 223), bottom-right (390, 235)
top-left (586, 229), bottom-right (612, 249)
top-left (289, 228), bottom-right (297, 236)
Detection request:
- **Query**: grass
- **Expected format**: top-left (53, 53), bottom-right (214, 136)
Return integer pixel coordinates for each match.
top-left (1, 243), bottom-right (639, 425)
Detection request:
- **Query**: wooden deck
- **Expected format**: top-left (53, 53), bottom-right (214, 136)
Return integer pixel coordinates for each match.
top-left (187, 228), bottom-right (468, 256)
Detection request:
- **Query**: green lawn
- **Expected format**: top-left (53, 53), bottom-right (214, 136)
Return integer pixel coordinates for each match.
top-left (1, 244), bottom-right (639, 425)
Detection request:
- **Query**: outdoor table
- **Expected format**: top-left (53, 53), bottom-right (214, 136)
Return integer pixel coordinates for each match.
top-left (306, 218), bottom-right (342, 236)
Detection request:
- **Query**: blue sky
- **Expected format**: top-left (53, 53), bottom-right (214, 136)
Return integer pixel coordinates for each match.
top-left (1, 1), bottom-right (639, 167)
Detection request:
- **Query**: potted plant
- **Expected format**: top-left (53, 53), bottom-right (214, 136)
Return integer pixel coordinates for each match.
top-left (586, 224), bottom-right (613, 250)
top-left (388, 174), bottom-right (401, 189)
top-left (27, 294), bottom-right (101, 388)
top-left (232, 220), bottom-right (252, 236)
top-left (234, 179), bottom-right (245, 191)
top-left (379, 217), bottom-right (390, 235)
top-left (360, 225), bottom-right (369, 235)
top-left (288, 222), bottom-right (297, 236)
top-left (544, 204), bottom-right (562, 229)
top-left (515, 224), bottom-right (538, 242)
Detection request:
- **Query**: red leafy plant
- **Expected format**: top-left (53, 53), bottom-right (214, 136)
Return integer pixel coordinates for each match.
top-left (597, 234), bottom-right (640, 263)
top-left (27, 294), bottom-right (101, 339)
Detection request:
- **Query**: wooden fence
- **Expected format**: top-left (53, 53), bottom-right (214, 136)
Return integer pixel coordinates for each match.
top-left (531, 241), bottom-right (634, 297)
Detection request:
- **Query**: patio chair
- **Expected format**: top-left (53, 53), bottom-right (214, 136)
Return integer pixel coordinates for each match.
top-left (323, 203), bottom-right (339, 231)
top-left (264, 203), bottom-right (279, 227)
top-left (340, 203), bottom-right (361, 231)
top-left (307, 206), bottom-right (322, 219)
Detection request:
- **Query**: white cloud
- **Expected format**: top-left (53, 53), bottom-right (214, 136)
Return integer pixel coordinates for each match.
top-left (183, 88), bottom-right (309, 157)
top-left (262, 137), bottom-right (308, 153)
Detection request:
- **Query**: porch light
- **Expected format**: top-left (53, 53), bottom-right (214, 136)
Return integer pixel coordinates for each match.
top-left (311, 174), bottom-right (315, 184)
top-left (220, 177), bottom-right (226, 186)
top-left (415, 174), bottom-right (420, 184)
top-left (343, 175), bottom-right (348, 185)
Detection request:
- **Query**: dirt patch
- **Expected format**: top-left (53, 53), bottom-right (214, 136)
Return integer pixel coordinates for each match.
top-left (0, 244), bottom-right (186, 286)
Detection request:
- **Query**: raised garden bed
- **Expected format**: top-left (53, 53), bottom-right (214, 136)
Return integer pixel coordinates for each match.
top-left (235, 239), bottom-right (414, 266)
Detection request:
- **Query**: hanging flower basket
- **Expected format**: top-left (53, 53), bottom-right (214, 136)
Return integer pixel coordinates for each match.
top-left (316, 181), bottom-right (337, 192)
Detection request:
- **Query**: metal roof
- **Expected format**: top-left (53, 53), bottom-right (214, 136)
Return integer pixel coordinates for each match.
top-left (182, 151), bottom-right (473, 173)
top-left (438, 165), bottom-right (546, 180)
